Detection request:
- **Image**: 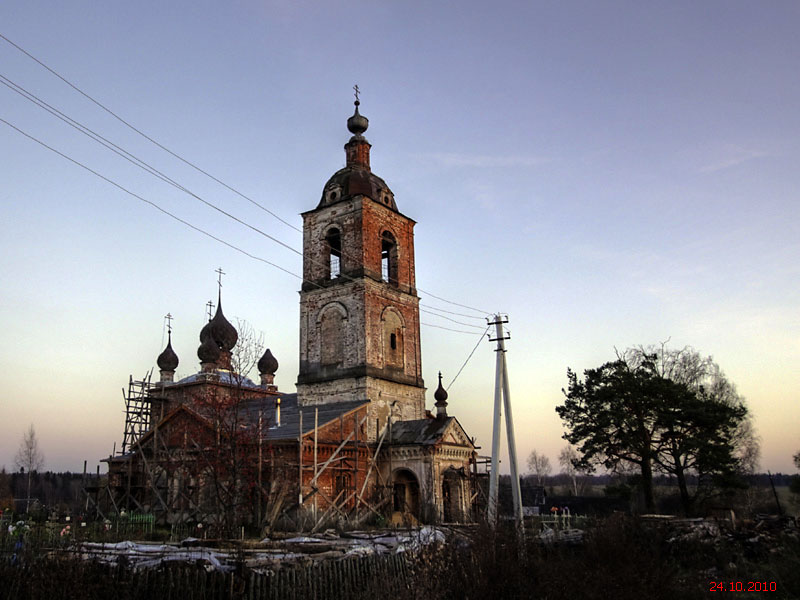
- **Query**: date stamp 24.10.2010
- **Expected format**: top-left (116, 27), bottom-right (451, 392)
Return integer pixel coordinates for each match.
top-left (709, 581), bottom-right (777, 592)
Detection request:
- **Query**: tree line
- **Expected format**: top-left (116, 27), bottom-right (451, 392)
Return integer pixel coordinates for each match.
top-left (0, 469), bottom-right (87, 516)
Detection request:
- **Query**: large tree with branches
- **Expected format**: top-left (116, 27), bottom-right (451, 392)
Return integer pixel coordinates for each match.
top-left (557, 347), bottom-right (753, 514)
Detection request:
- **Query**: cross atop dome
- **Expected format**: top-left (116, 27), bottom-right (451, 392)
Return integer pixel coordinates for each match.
top-left (347, 85), bottom-right (369, 139)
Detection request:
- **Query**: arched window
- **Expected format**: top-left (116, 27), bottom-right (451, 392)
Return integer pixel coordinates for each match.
top-left (381, 231), bottom-right (398, 285)
top-left (326, 228), bottom-right (342, 279)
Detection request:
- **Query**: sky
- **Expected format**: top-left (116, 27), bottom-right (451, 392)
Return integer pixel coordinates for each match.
top-left (0, 1), bottom-right (798, 476)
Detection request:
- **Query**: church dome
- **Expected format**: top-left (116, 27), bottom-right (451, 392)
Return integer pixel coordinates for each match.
top-left (347, 101), bottom-right (369, 137)
top-left (197, 334), bottom-right (221, 363)
top-left (157, 333), bottom-right (179, 371)
top-left (258, 348), bottom-right (279, 376)
top-left (199, 297), bottom-right (238, 353)
top-left (434, 373), bottom-right (448, 403)
top-left (317, 98), bottom-right (398, 211)
top-left (319, 168), bottom-right (396, 210)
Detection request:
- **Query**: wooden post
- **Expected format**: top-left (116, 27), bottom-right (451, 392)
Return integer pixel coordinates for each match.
top-left (388, 415), bottom-right (393, 508)
top-left (311, 416), bottom-right (367, 487)
top-left (258, 410), bottom-right (263, 527)
top-left (313, 408), bottom-right (318, 521)
top-left (353, 412), bottom-right (359, 510)
top-left (298, 410), bottom-right (303, 506)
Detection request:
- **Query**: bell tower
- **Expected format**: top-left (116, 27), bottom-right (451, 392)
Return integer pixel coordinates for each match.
top-left (297, 97), bottom-right (425, 439)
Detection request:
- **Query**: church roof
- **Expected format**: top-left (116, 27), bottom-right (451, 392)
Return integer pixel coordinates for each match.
top-left (389, 416), bottom-right (473, 447)
top-left (174, 371), bottom-right (261, 388)
top-left (239, 393), bottom-right (369, 441)
top-left (318, 167), bottom-right (397, 211)
top-left (313, 98), bottom-right (399, 212)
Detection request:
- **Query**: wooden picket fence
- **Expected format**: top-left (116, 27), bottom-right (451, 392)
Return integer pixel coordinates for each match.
top-left (2, 551), bottom-right (414, 600)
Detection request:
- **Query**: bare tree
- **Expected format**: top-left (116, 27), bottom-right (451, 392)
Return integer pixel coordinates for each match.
top-left (616, 345), bottom-right (758, 511)
top-left (232, 318), bottom-right (265, 382)
top-left (558, 445), bottom-right (580, 496)
top-left (527, 449), bottom-right (552, 486)
top-left (15, 424), bottom-right (44, 513)
top-left (621, 344), bottom-right (760, 475)
top-left (189, 319), bottom-right (270, 536)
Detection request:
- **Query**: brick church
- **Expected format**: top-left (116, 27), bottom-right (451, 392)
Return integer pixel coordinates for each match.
top-left (105, 100), bottom-right (478, 532)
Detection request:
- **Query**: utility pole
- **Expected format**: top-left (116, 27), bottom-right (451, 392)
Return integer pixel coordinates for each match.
top-left (487, 314), bottom-right (524, 529)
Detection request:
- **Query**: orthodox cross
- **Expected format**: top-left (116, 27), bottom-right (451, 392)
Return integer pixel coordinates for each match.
top-left (215, 267), bottom-right (225, 291)
top-left (205, 300), bottom-right (215, 321)
top-left (353, 84), bottom-right (360, 103)
top-left (164, 313), bottom-right (173, 334)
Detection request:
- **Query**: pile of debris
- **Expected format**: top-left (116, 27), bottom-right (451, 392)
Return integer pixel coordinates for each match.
top-left (534, 527), bottom-right (585, 545)
top-left (646, 513), bottom-right (799, 558)
top-left (67, 526), bottom-right (449, 572)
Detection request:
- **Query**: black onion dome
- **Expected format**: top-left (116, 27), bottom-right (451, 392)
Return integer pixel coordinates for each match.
top-left (434, 372), bottom-right (448, 403)
top-left (202, 298), bottom-right (238, 352)
top-left (197, 334), bottom-right (221, 363)
top-left (319, 168), bottom-right (396, 210)
top-left (347, 101), bottom-right (369, 137)
top-left (258, 348), bottom-right (279, 375)
top-left (199, 319), bottom-right (213, 343)
top-left (157, 333), bottom-right (179, 371)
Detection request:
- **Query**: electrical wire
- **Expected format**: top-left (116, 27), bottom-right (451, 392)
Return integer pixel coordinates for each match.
top-left (418, 304), bottom-right (488, 320)
top-left (0, 32), bottom-right (301, 233)
top-left (0, 116), bottom-right (317, 286)
top-left (446, 326), bottom-right (491, 389)
top-left (420, 322), bottom-right (484, 335)
top-left (419, 308), bottom-right (486, 330)
top-left (4, 107), bottom-right (491, 341)
top-left (0, 73), bottom-right (304, 259)
top-left (0, 32), bottom-right (492, 317)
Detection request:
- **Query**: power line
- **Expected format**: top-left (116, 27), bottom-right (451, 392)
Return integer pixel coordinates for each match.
top-left (421, 322), bottom-right (484, 335)
top-left (0, 73), bottom-right (304, 259)
top-left (0, 116), bottom-right (315, 286)
top-left (0, 32), bottom-right (492, 316)
top-left (2, 73), bottom-right (489, 323)
top-left (419, 307), bottom-right (486, 330)
top-left (418, 288), bottom-right (488, 316)
top-left (446, 326), bottom-right (491, 389)
top-left (418, 304), bottom-right (488, 320)
top-left (5, 109), bottom-right (491, 340)
top-left (2, 113), bottom-right (485, 340)
top-left (0, 31), bottom-right (301, 234)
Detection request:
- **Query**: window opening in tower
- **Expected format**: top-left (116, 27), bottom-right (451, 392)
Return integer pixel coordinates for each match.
top-left (326, 228), bottom-right (342, 279)
top-left (381, 231), bottom-right (397, 285)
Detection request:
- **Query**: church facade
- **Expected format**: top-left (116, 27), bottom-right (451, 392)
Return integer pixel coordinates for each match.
top-left (105, 101), bottom-right (478, 532)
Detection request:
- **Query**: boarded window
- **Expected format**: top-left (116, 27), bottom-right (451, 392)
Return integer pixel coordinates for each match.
top-left (383, 309), bottom-right (404, 369)
top-left (320, 307), bottom-right (345, 366)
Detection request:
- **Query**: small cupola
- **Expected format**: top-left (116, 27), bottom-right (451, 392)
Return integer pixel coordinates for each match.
top-left (198, 332), bottom-right (221, 372)
top-left (258, 348), bottom-right (279, 391)
top-left (345, 95), bottom-right (371, 170)
top-left (157, 330), bottom-right (179, 382)
top-left (317, 91), bottom-right (398, 211)
top-left (434, 372), bottom-right (449, 419)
